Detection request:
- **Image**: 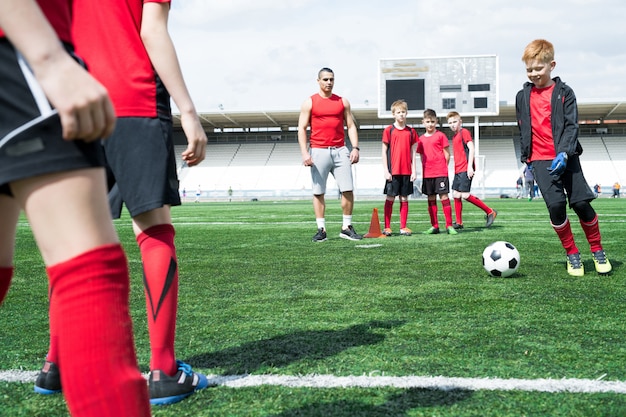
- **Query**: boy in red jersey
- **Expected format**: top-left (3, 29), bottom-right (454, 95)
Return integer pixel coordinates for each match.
top-left (381, 100), bottom-right (417, 236)
top-left (446, 111), bottom-right (497, 230)
top-left (0, 1), bottom-right (150, 416)
top-left (416, 109), bottom-right (456, 235)
top-left (35, 0), bottom-right (210, 406)
top-left (298, 67), bottom-right (362, 242)
top-left (516, 39), bottom-right (611, 276)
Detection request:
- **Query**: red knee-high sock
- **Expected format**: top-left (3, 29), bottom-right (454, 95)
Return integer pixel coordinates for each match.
top-left (400, 201), bottom-right (409, 229)
top-left (453, 197), bottom-right (463, 225)
top-left (47, 244), bottom-right (150, 417)
top-left (552, 218), bottom-right (579, 255)
top-left (579, 215), bottom-right (603, 252)
top-left (45, 282), bottom-right (60, 365)
top-left (442, 198), bottom-right (453, 228)
top-left (0, 266), bottom-right (13, 306)
top-left (137, 224), bottom-right (179, 376)
top-left (466, 194), bottom-right (492, 214)
top-left (384, 199), bottom-right (394, 229)
top-left (427, 200), bottom-right (438, 228)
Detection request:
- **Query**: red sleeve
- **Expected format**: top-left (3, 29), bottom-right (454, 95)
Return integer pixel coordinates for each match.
top-left (382, 125), bottom-right (392, 144)
top-left (462, 128), bottom-right (473, 145)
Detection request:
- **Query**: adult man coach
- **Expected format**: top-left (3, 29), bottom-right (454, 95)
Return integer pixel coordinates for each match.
top-left (298, 67), bottom-right (362, 242)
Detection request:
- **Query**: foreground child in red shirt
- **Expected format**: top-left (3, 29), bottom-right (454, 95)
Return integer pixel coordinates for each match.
top-left (35, 0), bottom-right (209, 406)
top-left (0, 1), bottom-right (150, 415)
top-left (381, 100), bottom-right (417, 236)
top-left (417, 109), bottom-right (457, 235)
top-left (515, 39), bottom-right (611, 276)
top-left (447, 111), bottom-right (497, 230)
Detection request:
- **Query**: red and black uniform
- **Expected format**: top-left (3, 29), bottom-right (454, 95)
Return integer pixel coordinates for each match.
top-left (452, 128), bottom-right (473, 175)
top-left (383, 124), bottom-right (416, 176)
top-left (417, 130), bottom-right (449, 180)
top-left (450, 127), bottom-right (493, 225)
top-left (382, 124), bottom-right (416, 230)
top-left (0, 2), bottom-right (150, 416)
top-left (516, 76), bottom-right (602, 256)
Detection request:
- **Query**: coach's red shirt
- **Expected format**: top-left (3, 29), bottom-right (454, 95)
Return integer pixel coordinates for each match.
top-left (309, 94), bottom-right (346, 148)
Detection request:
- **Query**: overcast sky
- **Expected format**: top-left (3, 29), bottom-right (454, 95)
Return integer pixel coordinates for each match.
top-left (169, 0), bottom-right (626, 113)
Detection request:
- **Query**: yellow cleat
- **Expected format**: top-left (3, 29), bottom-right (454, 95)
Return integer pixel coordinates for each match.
top-left (566, 253), bottom-right (585, 277)
top-left (399, 227), bottom-right (412, 236)
top-left (592, 250), bottom-right (612, 275)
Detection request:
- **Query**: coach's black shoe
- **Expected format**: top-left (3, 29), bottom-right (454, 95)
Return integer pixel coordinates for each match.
top-left (485, 210), bottom-right (497, 228)
top-left (312, 228), bottom-right (327, 242)
top-left (339, 225), bottom-right (362, 241)
top-left (34, 361), bottom-right (62, 395)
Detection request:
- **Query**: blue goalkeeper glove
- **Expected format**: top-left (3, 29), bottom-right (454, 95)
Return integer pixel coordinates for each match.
top-left (548, 152), bottom-right (568, 177)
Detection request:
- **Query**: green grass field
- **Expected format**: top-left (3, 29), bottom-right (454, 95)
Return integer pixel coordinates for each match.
top-left (1, 197), bottom-right (625, 416)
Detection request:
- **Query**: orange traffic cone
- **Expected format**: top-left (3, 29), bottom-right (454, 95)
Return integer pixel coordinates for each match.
top-left (364, 207), bottom-right (387, 238)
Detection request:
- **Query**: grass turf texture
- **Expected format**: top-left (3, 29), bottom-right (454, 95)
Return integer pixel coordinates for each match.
top-left (0, 198), bottom-right (625, 416)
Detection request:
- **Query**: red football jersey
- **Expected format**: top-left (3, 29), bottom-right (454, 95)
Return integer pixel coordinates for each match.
top-left (417, 130), bottom-right (449, 178)
top-left (72, 0), bottom-right (171, 118)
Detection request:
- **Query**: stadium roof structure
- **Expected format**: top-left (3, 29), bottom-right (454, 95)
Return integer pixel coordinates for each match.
top-left (175, 100), bottom-right (626, 132)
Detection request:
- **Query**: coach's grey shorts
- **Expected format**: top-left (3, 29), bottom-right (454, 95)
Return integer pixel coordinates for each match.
top-left (104, 116), bottom-right (180, 218)
top-left (310, 146), bottom-right (354, 195)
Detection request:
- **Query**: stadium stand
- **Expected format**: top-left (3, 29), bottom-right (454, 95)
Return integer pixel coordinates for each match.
top-left (170, 103), bottom-right (626, 200)
top-left (176, 136), bottom-right (624, 200)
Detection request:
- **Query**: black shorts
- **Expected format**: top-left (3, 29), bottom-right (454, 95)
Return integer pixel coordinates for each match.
top-left (383, 175), bottom-right (414, 197)
top-left (452, 171), bottom-right (473, 192)
top-left (422, 176), bottom-right (449, 196)
top-left (531, 156), bottom-right (595, 208)
top-left (0, 39), bottom-right (104, 196)
top-left (105, 117), bottom-right (180, 218)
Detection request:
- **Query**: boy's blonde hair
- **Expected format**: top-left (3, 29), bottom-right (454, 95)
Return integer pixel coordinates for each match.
top-left (446, 111), bottom-right (461, 120)
top-left (522, 39), bottom-right (554, 63)
top-left (391, 99), bottom-right (408, 114)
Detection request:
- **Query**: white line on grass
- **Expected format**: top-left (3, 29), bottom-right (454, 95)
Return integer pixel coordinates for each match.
top-left (3, 371), bottom-right (626, 394)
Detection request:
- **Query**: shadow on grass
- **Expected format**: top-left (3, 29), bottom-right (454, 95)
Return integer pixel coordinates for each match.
top-left (187, 320), bottom-right (405, 375)
top-left (270, 387), bottom-right (473, 417)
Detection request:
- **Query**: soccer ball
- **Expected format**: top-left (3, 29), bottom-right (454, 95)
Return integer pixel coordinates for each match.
top-left (482, 241), bottom-right (520, 277)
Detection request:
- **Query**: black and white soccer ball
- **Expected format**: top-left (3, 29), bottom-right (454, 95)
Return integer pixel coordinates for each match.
top-left (482, 241), bottom-right (520, 277)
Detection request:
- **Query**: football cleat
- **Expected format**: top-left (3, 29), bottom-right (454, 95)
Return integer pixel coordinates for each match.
top-left (382, 228), bottom-right (392, 236)
top-left (566, 252), bottom-right (584, 277)
top-left (591, 250), bottom-right (612, 275)
top-left (34, 361), bottom-right (62, 395)
top-left (485, 210), bottom-right (497, 228)
top-left (149, 360), bottom-right (210, 406)
top-left (399, 227), bottom-right (412, 236)
top-left (446, 226), bottom-right (458, 235)
top-left (452, 222), bottom-right (464, 230)
top-left (422, 227), bottom-right (440, 235)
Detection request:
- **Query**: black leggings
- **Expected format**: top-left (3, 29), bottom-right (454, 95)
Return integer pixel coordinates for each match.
top-left (548, 200), bottom-right (596, 225)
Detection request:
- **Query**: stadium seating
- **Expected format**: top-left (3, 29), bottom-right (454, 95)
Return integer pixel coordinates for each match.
top-left (176, 136), bottom-right (624, 199)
